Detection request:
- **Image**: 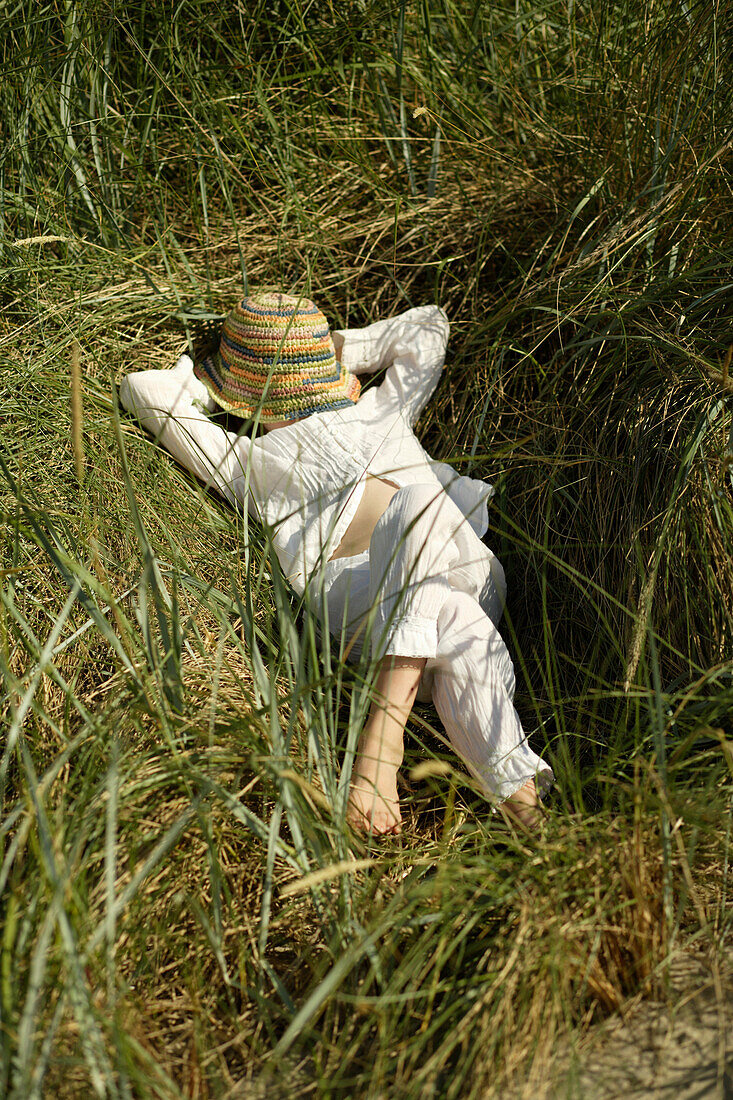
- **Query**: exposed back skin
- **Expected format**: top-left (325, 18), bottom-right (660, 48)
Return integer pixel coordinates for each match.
top-left (328, 475), bottom-right (399, 560)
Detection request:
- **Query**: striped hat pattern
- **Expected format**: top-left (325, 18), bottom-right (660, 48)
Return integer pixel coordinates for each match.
top-left (194, 292), bottom-right (361, 423)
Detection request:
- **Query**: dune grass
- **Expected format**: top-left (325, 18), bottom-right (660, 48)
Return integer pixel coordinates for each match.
top-left (1, 0), bottom-right (732, 1095)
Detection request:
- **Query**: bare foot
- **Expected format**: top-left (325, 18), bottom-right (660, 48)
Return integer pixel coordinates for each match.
top-left (347, 765), bottom-right (402, 836)
top-left (500, 778), bottom-right (545, 834)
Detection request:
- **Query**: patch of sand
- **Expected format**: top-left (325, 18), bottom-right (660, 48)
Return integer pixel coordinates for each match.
top-left (539, 952), bottom-right (733, 1099)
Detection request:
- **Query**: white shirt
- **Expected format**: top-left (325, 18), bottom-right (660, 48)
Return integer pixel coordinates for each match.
top-left (119, 305), bottom-right (494, 595)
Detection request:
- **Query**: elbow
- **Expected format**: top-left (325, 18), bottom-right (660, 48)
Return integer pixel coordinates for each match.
top-left (423, 304), bottom-right (449, 358)
top-left (118, 369), bottom-right (174, 418)
top-left (118, 375), bottom-right (135, 414)
top-left (435, 305), bottom-right (450, 347)
top-left (417, 304), bottom-right (449, 352)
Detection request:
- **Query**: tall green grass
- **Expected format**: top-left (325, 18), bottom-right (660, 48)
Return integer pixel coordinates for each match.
top-left (1, 0), bottom-right (732, 1095)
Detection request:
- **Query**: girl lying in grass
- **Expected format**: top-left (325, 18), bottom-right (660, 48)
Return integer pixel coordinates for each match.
top-left (119, 293), bottom-right (553, 835)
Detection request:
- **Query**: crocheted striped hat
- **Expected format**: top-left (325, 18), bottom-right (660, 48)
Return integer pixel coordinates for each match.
top-left (193, 292), bottom-right (361, 423)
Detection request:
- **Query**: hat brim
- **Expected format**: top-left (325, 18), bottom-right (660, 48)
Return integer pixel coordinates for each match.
top-left (193, 352), bottom-right (361, 422)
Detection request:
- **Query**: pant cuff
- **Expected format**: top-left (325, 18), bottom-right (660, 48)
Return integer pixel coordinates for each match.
top-left (373, 614), bottom-right (438, 661)
top-left (468, 741), bottom-right (555, 804)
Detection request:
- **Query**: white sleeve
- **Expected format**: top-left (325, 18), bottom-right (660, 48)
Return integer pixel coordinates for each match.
top-left (333, 304), bottom-right (449, 427)
top-left (118, 355), bottom-right (251, 508)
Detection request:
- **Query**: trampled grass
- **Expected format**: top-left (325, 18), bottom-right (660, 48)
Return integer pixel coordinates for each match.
top-left (1, 0), bottom-right (732, 1096)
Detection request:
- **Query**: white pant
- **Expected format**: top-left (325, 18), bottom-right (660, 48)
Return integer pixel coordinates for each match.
top-left (320, 484), bottom-right (553, 802)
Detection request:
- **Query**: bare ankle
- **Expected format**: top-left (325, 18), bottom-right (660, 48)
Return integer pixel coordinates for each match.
top-left (355, 730), bottom-right (403, 773)
top-left (507, 777), bottom-right (538, 806)
top-left (501, 778), bottom-right (545, 833)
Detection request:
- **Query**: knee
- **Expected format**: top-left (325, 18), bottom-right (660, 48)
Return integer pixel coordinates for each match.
top-left (370, 483), bottom-right (439, 553)
top-left (380, 483), bottom-right (453, 539)
top-left (369, 483), bottom-right (464, 585)
top-left (437, 591), bottom-right (490, 640)
top-left (394, 483), bottom-right (444, 513)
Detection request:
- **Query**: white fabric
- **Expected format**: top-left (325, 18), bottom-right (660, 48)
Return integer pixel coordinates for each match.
top-left (321, 484), bottom-right (553, 801)
top-left (119, 304), bottom-right (553, 802)
top-left (119, 306), bottom-right (493, 595)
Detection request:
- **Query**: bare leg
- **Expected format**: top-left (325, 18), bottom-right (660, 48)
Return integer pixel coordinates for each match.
top-left (346, 658), bottom-right (543, 836)
top-left (347, 656), bottom-right (426, 836)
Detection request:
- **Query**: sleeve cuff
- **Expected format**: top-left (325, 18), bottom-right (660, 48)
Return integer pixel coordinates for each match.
top-left (333, 331), bottom-right (375, 374)
top-left (171, 355), bottom-right (217, 411)
top-left (119, 356), bottom-right (216, 418)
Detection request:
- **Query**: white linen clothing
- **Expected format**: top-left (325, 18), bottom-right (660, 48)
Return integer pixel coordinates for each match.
top-left (119, 304), bottom-right (553, 802)
top-left (119, 306), bottom-right (493, 595)
top-left (321, 484), bottom-right (552, 800)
